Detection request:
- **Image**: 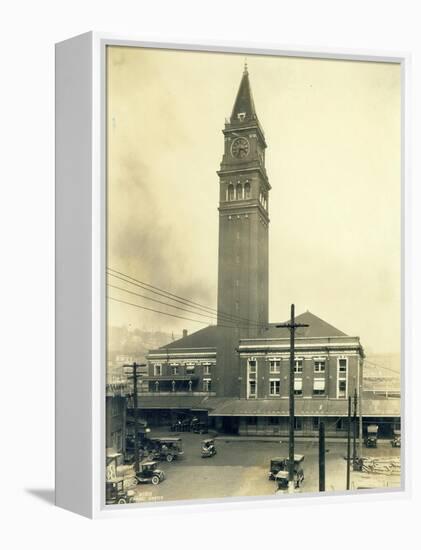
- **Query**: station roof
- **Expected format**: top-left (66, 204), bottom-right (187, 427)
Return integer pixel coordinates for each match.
top-left (159, 325), bottom-right (218, 350)
top-left (155, 311), bottom-right (349, 354)
top-left (262, 311), bottom-right (348, 339)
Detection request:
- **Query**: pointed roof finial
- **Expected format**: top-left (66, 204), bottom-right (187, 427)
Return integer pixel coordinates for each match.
top-left (231, 60), bottom-right (256, 122)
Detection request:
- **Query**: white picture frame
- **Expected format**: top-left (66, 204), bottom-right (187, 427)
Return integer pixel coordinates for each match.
top-left (55, 32), bottom-right (410, 518)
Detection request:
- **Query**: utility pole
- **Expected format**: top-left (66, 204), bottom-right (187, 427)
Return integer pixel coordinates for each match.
top-left (359, 357), bottom-right (364, 461)
top-left (346, 395), bottom-right (351, 490)
top-left (319, 421), bottom-right (325, 492)
top-left (352, 388), bottom-right (357, 467)
top-left (124, 362), bottom-right (145, 474)
top-left (277, 304), bottom-right (309, 494)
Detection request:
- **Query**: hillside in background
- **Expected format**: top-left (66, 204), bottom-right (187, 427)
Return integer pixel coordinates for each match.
top-left (108, 325), bottom-right (175, 364)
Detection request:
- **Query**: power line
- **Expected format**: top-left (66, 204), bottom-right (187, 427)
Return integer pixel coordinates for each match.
top-left (108, 295), bottom-right (248, 330)
top-left (364, 359), bottom-right (400, 376)
top-left (107, 267), bottom-right (263, 327)
top-left (107, 267), bottom-right (264, 328)
top-left (108, 283), bottom-right (249, 327)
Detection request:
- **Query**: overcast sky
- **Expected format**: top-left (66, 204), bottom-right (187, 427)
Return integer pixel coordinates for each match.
top-left (107, 46), bottom-right (401, 355)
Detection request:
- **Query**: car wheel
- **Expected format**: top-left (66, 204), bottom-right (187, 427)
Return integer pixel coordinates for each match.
top-left (151, 476), bottom-right (160, 485)
top-left (148, 454), bottom-right (155, 461)
top-left (118, 498), bottom-right (126, 504)
top-left (166, 454), bottom-right (174, 463)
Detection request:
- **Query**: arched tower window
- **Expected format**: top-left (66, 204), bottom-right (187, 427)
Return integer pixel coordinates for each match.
top-left (228, 184), bottom-right (234, 201)
top-left (236, 183), bottom-right (243, 200)
top-left (244, 181), bottom-right (251, 200)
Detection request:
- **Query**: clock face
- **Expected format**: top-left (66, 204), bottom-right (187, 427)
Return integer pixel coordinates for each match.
top-left (231, 137), bottom-right (250, 159)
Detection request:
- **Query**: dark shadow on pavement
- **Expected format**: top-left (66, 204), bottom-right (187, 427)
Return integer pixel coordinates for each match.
top-left (25, 488), bottom-right (55, 505)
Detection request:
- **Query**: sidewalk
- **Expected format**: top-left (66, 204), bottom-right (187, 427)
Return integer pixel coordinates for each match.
top-left (215, 435), bottom-right (394, 444)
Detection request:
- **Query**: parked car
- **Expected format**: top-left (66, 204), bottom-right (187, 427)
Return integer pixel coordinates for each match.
top-left (268, 455), bottom-right (305, 481)
top-left (191, 419), bottom-right (209, 434)
top-left (106, 478), bottom-right (135, 505)
top-left (169, 417), bottom-right (192, 432)
top-left (275, 468), bottom-right (304, 491)
top-left (146, 438), bottom-right (184, 462)
top-left (391, 429), bottom-right (401, 448)
top-left (365, 424), bottom-right (379, 448)
top-left (268, 457), bottom-right (286, 480)
top-left (134, 461), bottom-right (166, 485)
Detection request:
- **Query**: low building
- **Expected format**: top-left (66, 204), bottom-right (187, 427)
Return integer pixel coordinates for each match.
top-left (106, 378), bottom-right (128, 454)
top-left (142, 312), bottom-right (400, 437)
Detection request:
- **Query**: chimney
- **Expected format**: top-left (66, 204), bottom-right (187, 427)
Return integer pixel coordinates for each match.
top-left (182, 329), bottom-right (188, 338)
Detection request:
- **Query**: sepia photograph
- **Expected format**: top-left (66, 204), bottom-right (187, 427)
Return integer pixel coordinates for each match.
top-left (105, 45), bottom-right (401, 505)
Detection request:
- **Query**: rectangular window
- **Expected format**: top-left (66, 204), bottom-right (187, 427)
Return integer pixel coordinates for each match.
top-left (269, 360), bottom-right (281, 373)
top-left (269, 416), bottom-right (279, 425)
top-left (338, 358), bottom-right (347, 374)
top-left (249, 380), bottom-right (257, 397)
top-left (248, 359), bottom-right (257, 374)
top-left (314, 359), bottom-right (326, 373)
top-left (203, 365), bottom-right (211, 375)
top-left (186, 365), bottom-right (195, 373)
top-left (294, 359), bottom-right (303, 373)
top-left (312, 417), bottom-right (320, 430)
top-left (313, 378), bottom-right (326, 396)
top-left (153, 364), bottom-right (162, 376)
top-left (338, 379), bottom-right (347, 398)
top-left (294, 378), bottom-right (303, 396)
top-left (247, 416), bottom-right (257, 426)
top-left (269, 379), bottom-right (280, 396)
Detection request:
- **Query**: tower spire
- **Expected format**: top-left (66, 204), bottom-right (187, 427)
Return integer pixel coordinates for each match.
top-left (230, 64), bottom-right (256, 123)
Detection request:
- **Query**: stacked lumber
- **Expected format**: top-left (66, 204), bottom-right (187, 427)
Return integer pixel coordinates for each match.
top-left (361, 457), bottom-right (400, 475)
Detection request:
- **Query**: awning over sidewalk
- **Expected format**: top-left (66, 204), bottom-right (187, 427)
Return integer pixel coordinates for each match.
top-left (136, 395), bottom-right (400, 417)
top-left (207, 398), bottom-right (401, 417)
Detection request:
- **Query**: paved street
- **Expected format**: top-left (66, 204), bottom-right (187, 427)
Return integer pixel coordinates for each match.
top-left (130, 429), bottom-right (401, 504)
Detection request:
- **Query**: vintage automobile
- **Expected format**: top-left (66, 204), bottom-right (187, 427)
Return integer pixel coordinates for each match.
top-left (201, 438), bottom-right (217, 458)
top-left (134, 461), bottom-right (166, 485)
top-left (268, 454), bottom-right (305, 481)
top-left (170, 417), bottom-right (193, 432)
top-left (106, 478), bottom-right (135, 505)
top-left (190, 418), bottom-right (209, 434)
top-left (275, 467), bottom-right (305, 491)
top-left (268, 457), bottom-right (286, 480)
top-left (365, 424), bottom-right (379, 448)
top-left (391, 429), bottom-right (401, 448)
top-left (146, 437), bottom-right (184, 462)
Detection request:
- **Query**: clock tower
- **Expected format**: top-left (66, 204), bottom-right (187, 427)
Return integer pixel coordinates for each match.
top-left (216, 64), bottom-right (270, 397)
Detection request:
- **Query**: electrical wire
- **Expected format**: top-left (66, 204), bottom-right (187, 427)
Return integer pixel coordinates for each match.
top-left (108, 295), bottom-right (249, 330)
top-left (108, 283), bottom-right (250, 327)
top-left (107, 267), bottom-right (265, 328)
